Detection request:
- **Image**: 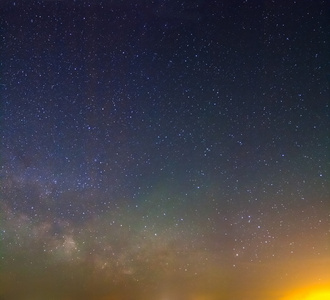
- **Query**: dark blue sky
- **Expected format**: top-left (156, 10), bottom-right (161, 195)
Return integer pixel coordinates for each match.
top-left (1, 1), bottom-right (329, 299)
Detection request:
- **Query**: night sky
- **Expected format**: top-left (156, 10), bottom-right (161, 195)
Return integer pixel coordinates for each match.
top-left (1, 1), bottom-right (329, 300)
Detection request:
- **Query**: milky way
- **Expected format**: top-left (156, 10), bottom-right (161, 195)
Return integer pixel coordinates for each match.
top-left (1, 1), bottom-right (329, 300)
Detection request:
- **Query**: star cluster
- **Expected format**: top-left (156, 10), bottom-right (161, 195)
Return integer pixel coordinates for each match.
top-left (1, 1), bottom-right (329, 300)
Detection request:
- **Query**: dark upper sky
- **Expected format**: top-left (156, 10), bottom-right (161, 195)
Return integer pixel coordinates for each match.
top-left (1, 1), bottom-right (329, 300)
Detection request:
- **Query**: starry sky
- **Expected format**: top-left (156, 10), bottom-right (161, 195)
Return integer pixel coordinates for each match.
top-left (0, 1), bottom-right (329, 300)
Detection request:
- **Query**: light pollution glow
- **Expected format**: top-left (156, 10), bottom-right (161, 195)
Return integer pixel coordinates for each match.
top-left (1, 204), bottom-right (330, 300)
top-left (280, 284), bottom-right (330, 300)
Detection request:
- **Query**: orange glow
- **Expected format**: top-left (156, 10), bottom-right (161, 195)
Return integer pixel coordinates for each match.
top-left (280, 285), bottom-right (330, 300)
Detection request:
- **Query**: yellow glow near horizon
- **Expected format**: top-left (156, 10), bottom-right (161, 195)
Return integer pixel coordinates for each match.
top-left (305, 290), bottom-right (330, 300)
top-left (281, 286), bottom-right (330, 300)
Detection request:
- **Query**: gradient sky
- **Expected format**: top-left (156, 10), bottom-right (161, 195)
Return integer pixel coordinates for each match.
top-left (1, 1), bottom-right (329, 300)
